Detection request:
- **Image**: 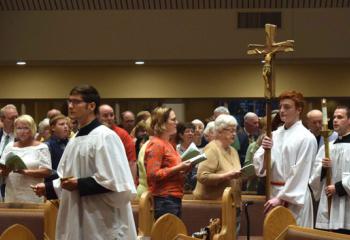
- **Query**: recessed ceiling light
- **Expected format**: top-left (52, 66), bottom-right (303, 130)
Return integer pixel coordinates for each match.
top-left (16, 61), bottom-right (26, 65)
top-left (135, 61), bottom-right (144, 65)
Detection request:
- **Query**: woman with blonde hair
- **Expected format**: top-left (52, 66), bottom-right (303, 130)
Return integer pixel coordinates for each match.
top-left (144, 107), bottom-right (191, 219)
top-left (0, 114), bottom-right (51, 203)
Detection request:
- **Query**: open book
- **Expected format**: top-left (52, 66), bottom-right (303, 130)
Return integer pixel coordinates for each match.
top-left (181, 142), bottom-right (201, 161)
top-left (1, 152), bottom-right (27, 171)
top-left (240, 164), bottom-right (255, 178)
top-left (184, 153), bottom-right (207, 166)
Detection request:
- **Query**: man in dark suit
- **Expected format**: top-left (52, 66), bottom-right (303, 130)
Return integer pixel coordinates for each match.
top-left (0, 104), bottom-right (18, 157)
top-left (237, 112), bottom-right (260, 166)
top-left (0, 104), bottom-right (18, 201)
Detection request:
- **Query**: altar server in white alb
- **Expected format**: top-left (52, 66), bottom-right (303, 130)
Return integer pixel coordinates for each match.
top-left (309, 106), bottom-right (350, 235)
top-left (253, 90), bottom-right (317, 227)
top-left (33, 85), bottom-right (137, 240)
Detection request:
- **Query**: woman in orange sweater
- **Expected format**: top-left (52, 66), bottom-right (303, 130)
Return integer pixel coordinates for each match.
top-left (144, 107), bottom-right (191, 219)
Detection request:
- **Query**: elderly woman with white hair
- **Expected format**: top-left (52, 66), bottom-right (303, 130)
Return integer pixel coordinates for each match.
top-left (191, 119), bottom-right (205, 147)
top-left (193, 114), bottom-right (242, 234)
top-left (203, 121), bottom-right (215, 143)
top-left (0, 114), bottom-right (51, 203)
top-left (193, 114), bottom-right (241, 201)
top-left (35, 118), bottom-right (51, 142)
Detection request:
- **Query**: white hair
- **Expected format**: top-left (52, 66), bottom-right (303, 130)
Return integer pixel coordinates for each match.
top-left (38, 118), bottom-right (50, 133)
top-left (213, 106), bottom-right (230, 115)
top-left (0, 104), bottom-right (17, 118)
top-left (244, 112), bottom-right (258, 121)
top-left (215, 114), bottom-right (238, 133)
top-left (191, 119), bottom-right (204, 128)
top-left (203, 121), bottom-right (215, 135)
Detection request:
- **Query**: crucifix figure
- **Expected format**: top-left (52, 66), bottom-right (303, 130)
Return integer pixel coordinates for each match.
top-left (247, 24), bottom-right (294, 200)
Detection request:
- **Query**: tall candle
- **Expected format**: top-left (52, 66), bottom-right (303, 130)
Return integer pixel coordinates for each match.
top-left (322, 98), bottom-right (328, 126)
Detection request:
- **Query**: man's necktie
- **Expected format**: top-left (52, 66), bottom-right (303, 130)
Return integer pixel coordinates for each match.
top-left (248, 135), bottom-right (254, 144)
top-left (1, 135), bottom-right (10, 155)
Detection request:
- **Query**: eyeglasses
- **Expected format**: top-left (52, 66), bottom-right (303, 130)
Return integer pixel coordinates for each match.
top-left (16, 127), bottom-right (31, 132)
top-left (223, 127), bottom-right (236, 133)
top-left (67, 99), bottom-right (85, 106)
top-left (184, 129), bottom-right (194, 134)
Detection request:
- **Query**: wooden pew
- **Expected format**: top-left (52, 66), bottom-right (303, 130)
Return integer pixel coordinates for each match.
top-left (0, 200), bottom-right (58, 240)
top-left (182, 194), bottom-right (265, 236)
top-left (0, 224), bottom-right (36, 240)
top-left (263, 206), bottom-right (296, 240)
top-left (212, 187), bottom-right (236, 240)
top-left (151, 213), bottom-right (189, 240)
top-left (135, 192), bottom-right (265, 238)
top-left (135, 193), bottom-right (265, 238)
top-left (137, 191), bottom-right (154, 238)
top-left (137, 188), bottom-right (264, 240)
top-left (181, 199), bottom-right (221, 235)
top-left (276, 225), bottom-right (350, 240)
top-left (264, 206), bottom-right (350, 240)
top-left (150, 187), bottom-right (235, 240)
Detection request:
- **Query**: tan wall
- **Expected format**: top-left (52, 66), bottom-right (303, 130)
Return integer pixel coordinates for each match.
top-left (0, 9), bottom-right (349, 61)
top-left (0, 62), bottom-right (349, 99)
top-left (1, 7), bottom-right (349, 122)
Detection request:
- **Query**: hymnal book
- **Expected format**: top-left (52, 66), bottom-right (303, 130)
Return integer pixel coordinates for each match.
top-left (240, 164), bottom-right (255, 178)
top-left (1, 152), bottom-right (27, 171)
top-left (184, 153), bottom-right (207, 165)
top-left (60, 176), bottom-right (74, 182)
top-left (181, 142), bottom-right (201, 161)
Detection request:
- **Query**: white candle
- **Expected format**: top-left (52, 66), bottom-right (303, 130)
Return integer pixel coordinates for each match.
top-left (322, 98), bottom-right (328, 126)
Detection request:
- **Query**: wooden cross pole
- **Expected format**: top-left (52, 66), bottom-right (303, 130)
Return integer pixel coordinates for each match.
top-left (247, 24), bottom-right (294, 200)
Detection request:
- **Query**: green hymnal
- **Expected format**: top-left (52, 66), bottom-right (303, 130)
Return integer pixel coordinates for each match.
top-left (184, 153), bottom-right (207, 166)
top-left (1, 152), bottom-right (27, 171)
top-left (240, 164), bottom-right (255, 178)
top-left (181, 142), bottom-right (201, 161)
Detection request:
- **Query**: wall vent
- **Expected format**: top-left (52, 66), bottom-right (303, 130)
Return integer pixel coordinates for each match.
top-left (238, 12), bottom-right (282, 28)
top-left (0, 0), bottom-right (348, 11)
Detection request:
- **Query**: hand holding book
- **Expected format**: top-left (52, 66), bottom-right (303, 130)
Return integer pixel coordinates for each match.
top-left (31, 183), bottom-right (46, 197)
top-left (181, 142), bottom-right (201, 161)
top-left (183, 153), bottom-right (207, 166)
top-left (0, 152), bottom-right (27, 172)
top-left (240, 164), bottom-right (256, 178)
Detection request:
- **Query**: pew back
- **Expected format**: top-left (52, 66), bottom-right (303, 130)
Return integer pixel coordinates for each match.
top-left (276, 225), bottom-right (350, 240)
top-left (0, 224), bottom-right (36, 240)
top-left (263, 206), bottom-right (296, 240)
top-left (0, 201), bottom-right (58, 240)
top-left (151, 213), bottom-right (188, 240)
top-left (135, 193), bottom-right (265, 238)
top-left (174, 195), bottom-right (265, 236)
top-left (138, 191), bottom-right (154, 237)
top-left (213, 187), bottom-right (236, 240)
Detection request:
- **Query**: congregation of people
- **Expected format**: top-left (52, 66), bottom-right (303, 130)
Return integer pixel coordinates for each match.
top-left (0, 85), bottom-right (349, 239)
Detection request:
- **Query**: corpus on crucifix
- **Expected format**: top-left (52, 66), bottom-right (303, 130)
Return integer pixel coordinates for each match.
top-left (247, 24), bottom-right (294, 200)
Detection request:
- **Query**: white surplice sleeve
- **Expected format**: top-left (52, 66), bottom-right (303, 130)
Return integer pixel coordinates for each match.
top-left (309, 146), bottom-right (326, 201)
top-left (52, 178), bottom-right (62, 199)
top-left (92, 131), bottom-right (136, 207)
top-left (253, 146), bottom-right (266, 177)
top-left (277, 136), bottom-right (317, 205)
top-left (341, 172), bottom-right (350, 196)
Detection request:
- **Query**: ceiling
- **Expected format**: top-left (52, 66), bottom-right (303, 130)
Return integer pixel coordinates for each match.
top-left (0, 0), bottom-right (349, 11)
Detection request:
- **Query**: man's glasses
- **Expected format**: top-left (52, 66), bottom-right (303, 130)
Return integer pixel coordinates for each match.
top-left (67, 99), bottom-right (85, 106)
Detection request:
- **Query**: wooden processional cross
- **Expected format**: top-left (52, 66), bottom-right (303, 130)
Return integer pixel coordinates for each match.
top-left (247, 24), bottom-right (294, 200)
